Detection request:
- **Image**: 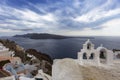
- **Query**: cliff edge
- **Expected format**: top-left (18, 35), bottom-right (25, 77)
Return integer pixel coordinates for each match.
top-left (52, 58), bottom-right (120, 80)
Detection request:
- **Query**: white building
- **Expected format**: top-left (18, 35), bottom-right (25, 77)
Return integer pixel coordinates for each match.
top-left (0, 43), bottom-right (14, 57)
top-left (0, 42), bottom-right (21, 65)
top-left (78, 39), bottom-right (113, 66)
top-left (52, 39), bottom-right (115, 80)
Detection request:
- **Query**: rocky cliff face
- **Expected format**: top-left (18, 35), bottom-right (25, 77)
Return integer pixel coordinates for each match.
top-left (25, 49), bottom-right (53, 75)
top-left (0, 39), bottom-right (53, 75)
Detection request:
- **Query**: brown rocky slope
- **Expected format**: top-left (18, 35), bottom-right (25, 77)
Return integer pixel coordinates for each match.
top-left (0, 39), bottom-right (53, 75)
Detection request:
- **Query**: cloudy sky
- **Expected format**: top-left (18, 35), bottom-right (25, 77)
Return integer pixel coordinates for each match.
top-left (0, 0), bottom-right (120, 36)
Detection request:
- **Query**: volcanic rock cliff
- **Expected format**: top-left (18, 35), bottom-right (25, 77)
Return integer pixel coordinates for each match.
top-left (0, 39), bottom-right (53, 75)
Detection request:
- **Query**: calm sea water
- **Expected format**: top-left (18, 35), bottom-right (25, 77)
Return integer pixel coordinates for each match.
top-left (1, 36), bottom-right (120, 59)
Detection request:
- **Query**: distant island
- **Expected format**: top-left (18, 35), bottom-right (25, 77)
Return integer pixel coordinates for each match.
top-left (14, 33), bottom-right (94, 39)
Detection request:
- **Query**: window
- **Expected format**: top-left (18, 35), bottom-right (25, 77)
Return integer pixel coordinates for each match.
top-left (87, 43), bottom-right (91, 50)
top-left (89, 53), bottom-right (94, 59)
top-left (99, 49), bottom-right (107, 63)
top-left (83, 53), bottom-right (87, 59)
top-left (100, 50), bottom-right (106, 59)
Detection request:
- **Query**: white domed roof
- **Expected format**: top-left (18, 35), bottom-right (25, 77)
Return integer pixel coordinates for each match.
top-left (97, 44), bottom-right (107, 51)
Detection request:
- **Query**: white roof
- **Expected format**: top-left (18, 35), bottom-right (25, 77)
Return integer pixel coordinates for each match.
top-left (97, 44), bottom-right (107, 51)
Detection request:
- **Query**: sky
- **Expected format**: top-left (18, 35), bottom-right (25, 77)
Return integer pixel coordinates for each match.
top-left (0, 0), bottom-right (120, 36)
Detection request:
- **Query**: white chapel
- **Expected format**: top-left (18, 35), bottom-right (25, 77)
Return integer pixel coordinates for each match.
top-left (78, 39), bottom-right (113, 66)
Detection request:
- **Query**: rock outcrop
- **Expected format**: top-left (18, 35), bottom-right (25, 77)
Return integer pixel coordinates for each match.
top-left (26, 49), bottom-right (53, 75)
top-left (0, 39), bottom-right (53, 75)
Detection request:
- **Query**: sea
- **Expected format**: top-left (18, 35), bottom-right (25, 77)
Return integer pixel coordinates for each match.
top-left (1, 36), bottom-right (120, 59)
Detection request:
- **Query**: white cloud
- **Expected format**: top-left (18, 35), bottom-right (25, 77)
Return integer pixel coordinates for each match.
top-left (74, 8), bottom-right (120, 23)
top-left (101, 19), bottom-right (120, 36)
top-left (0, 28), bottom-right (21, 32)
top-left (0, 4), bottom-right (58, 32)
top-left (0, 23), bottom-right (16, 27)
top-left (74, 0), bottom-right (120, 23)
top-left (14, 9), bottom-right (56, 22)
top-left (62, 19), bottom-right (120, 36)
